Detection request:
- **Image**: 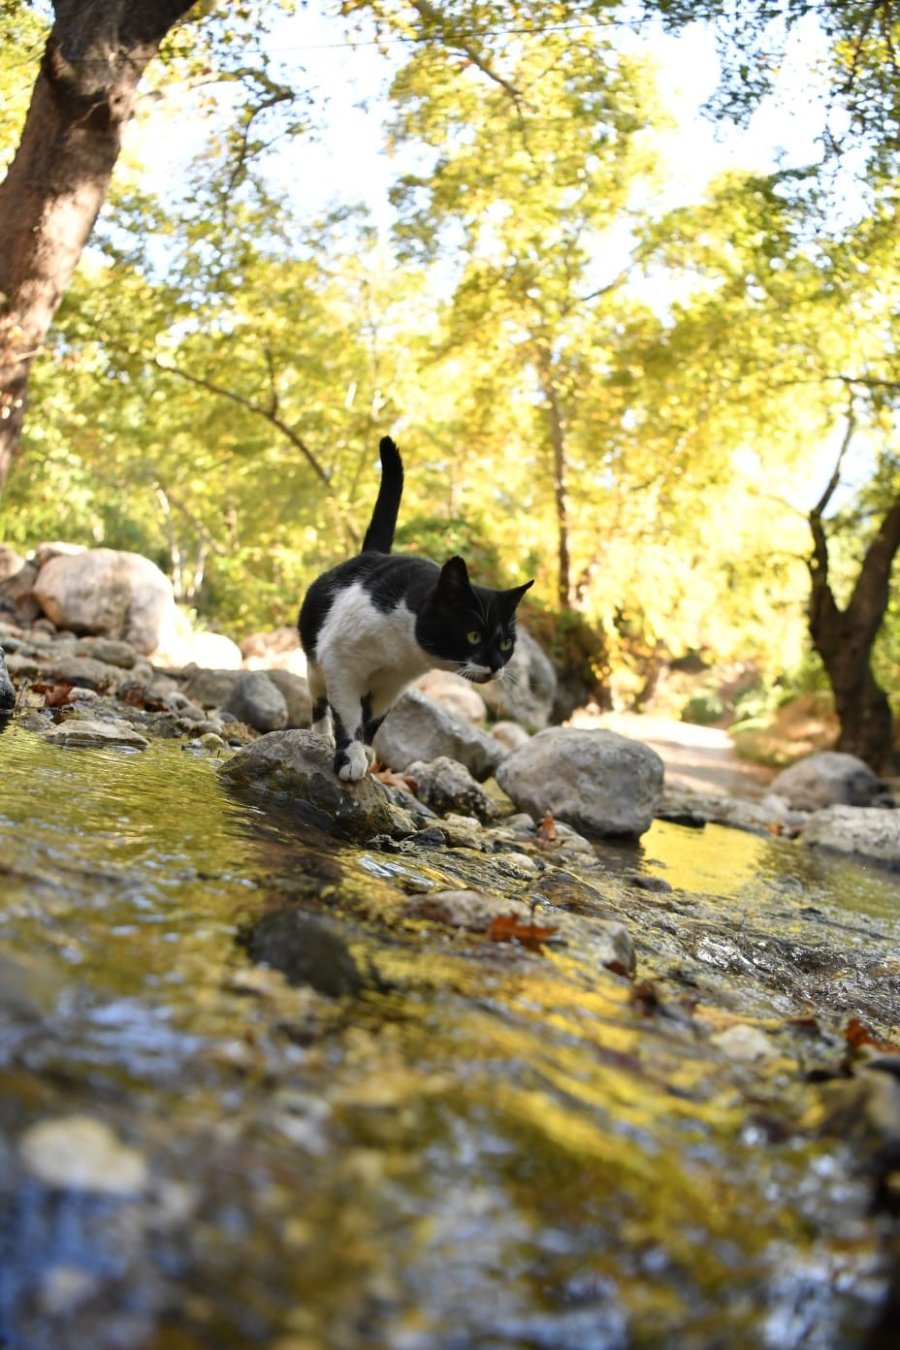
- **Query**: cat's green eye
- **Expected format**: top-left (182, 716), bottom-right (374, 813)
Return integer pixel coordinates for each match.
top-left (500, 637), bottom-right (513, 652)
top-left (467, 630), bottom-right (481, 645)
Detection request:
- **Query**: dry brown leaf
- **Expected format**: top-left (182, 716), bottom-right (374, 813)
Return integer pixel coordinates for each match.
top-left (487, 912), bottom-right (558, 952)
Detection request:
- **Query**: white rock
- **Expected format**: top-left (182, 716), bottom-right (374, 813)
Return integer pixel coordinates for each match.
top-left (20, 1115), bottom-right (149, 1194)
top-left (34, 548), bottom-right (176, 654)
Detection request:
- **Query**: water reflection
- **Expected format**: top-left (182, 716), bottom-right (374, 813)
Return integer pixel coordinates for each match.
top-left (0, 725), bottom-right (895, 1348)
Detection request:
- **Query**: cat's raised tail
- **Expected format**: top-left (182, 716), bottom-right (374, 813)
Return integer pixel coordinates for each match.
top-left (362, 436), bottom-right (404, 553)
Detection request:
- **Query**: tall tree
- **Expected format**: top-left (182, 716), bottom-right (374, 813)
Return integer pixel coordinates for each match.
top-left (0, 0), bottom-right (201, 487)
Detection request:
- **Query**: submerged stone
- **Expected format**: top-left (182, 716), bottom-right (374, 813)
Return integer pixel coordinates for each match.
top-left (19, 1115), bottom-right (148, 1194)
top-left (242, 909), bottom-right (365, 997)
top-left (43, 718), bottom-right (150, 750)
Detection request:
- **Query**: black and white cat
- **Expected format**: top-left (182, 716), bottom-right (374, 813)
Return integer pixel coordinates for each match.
top-left (299, 435), bottom-right (534, 782)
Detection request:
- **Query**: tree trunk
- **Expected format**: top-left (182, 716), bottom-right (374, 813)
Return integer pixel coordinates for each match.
top-left (808, 498), bottom-right (900, 772)
top-left (536, 349), bottom-right (571, 610)
top-left (0, 0), bottom-right (196, 488)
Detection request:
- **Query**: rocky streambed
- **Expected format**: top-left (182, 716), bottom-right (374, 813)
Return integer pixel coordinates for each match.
top-left (0, 620), bottom-right (899, 1349)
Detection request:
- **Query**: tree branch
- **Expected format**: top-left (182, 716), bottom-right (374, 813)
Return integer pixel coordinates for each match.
top-left (152, 356), bottom-right (332, 487)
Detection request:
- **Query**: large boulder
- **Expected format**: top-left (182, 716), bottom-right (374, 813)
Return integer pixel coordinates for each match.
top-left (218, 729), bottom-right (394, 842)
top-left (801, 805), bottom-right (900, 867)
top-left (495, 727), bottom-right (664, 839)
top-left (33, 548), bottom-right (176, 654)
top-left (373, 688), bottom-right (504, 782)
top-left (481, 627), bottom-right (557, 730)
top-left (768, 751), bottom-right (893, 812)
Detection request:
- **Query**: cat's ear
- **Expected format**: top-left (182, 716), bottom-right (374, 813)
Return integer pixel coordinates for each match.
top-left (501, 578), bottom-right (534, 613)
top-left (436, 555), bottom-right (474, 598)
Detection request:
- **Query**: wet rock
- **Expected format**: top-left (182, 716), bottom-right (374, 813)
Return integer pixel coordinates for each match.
top-left (242, 910), bottom-right (365, 997)
top-left (218, 729), bottom-right (394, 842)
top-left (374, 688), bottom-right (504, 782)
top-left (43, 718), bottom-right (150, 750)
top-left (481, 627), bottom-right (557, 730)
top-left (0, 644), bottom-right (14, 710)
top-left (769, 751), bottom-right (894, 812)
top-left (406, 755), bottom-right (497, 823)
top-left (19, 1115), bottom-right (148, 1194)
top-left (440, 813), bottom-right (491, 850)
top-left (802, 806), bottom-right (900, 867)
top-left (33, 548), bottom-right (177, 654)
top-left (405, 887), bottom-right (635, 975)
top-left (415, 669), bottom-right (488, 724)
top-left (496, 727), bottom-right (663, 839)
top-left (223, 670), bottom-right (288, 733)
top-left (659, 784), bottom-right (803, 836)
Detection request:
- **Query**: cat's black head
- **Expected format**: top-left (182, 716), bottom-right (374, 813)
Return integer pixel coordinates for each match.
top-left (416, 556), bottom-right (534, 682)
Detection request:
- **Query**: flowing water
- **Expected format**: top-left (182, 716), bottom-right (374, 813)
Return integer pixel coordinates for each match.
top-left (0, 723), bottom-right (897, 1349)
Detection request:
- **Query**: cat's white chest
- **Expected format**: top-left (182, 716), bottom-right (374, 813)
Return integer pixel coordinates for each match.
top-left (317, 583), bottom-right (431, 686)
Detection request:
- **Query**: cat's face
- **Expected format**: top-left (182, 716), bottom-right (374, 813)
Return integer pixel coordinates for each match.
top-left (416, 557), bottom-right (533, 682)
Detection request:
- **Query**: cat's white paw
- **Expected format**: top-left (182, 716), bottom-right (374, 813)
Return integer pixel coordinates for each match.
top-left (337, 742), bottom-right (369, 782)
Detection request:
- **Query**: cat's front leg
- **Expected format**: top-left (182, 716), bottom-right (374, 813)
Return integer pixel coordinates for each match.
top-left (326, 678), bottom-right (370, 782)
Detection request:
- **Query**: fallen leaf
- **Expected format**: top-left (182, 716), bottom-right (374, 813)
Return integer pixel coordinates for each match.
top-left (536, 809), bottom-right (557, 847)
top-left (32, 681), bottom-right (75, 708)
top-left (845, 1016), bottom-right (899, 1054)
top-left (487, 912), bottom-right (558, 951)
top-left (371, 764), bottom-right (419, 792)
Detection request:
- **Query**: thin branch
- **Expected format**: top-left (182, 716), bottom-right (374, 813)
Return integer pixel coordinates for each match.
top-left (407, 0), bottom-right (526, 108)
top-left (152, 356), bottom-right (331, 487)
top-left (811, 402), bottom-right (856, 519)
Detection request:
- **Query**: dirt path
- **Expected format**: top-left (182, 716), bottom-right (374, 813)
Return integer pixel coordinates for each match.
top-left (571, 710), bottom-right (776, 800)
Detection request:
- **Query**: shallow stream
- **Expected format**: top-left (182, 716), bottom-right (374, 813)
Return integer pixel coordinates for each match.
top-left (0, 724), bottom-right (897, 1348)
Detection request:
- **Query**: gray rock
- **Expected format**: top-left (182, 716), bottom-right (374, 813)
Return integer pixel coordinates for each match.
top-left (770, 751), bottom-right (893, 812)
top-left (415, 669), bottom-right (488, 724)
top-left (180, 666), bottom-right (243, 709)
top-left (0, 558), bottom-right (41, 624)
top-left (43, 719), bottom-right (150, 750)
top-left (801, 805), bottom-right (900, 867)
top-left (496, 727), bottom-right (663, 839)
top-left (33, 548), bottom-right (176, 654)
top-left (218, 729), bottom-right (394, 842)
top-left (72, 637), bottom-right (138, 669)
top-left (223, 671), bottom-right (288, 733)
top-left (0, 645), bottom-right (14, 711)
top-left (490, 720), bottom-right (531, 753)
top-left (374, 688), bottom-right (504, 782)
top-left (405, 756), bottom-right (497, 823)
top-left (263, 668), bottom-right (312, 728)
top-left (659, 784), bottom-right (804, 836)
top-left (481, 627), bottom-right (557, 730)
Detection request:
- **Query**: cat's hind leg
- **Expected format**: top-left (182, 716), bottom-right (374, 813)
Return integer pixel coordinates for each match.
top-left (308, 662), bottom-right (334, 745)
